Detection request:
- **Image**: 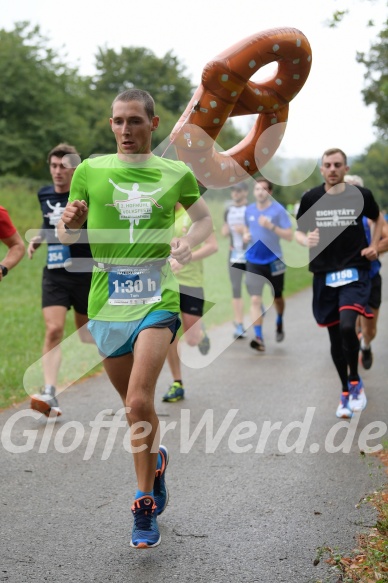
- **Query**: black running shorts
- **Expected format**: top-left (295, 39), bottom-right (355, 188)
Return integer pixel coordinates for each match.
top-left (245, 261), bottom-right (284, 299)
top-left (179, 284), bottom-right (205, 317)
top-left (368, 272), bottom-right (382, 310)
top-left (312, 269), bottom-right (373, 326)
top-left (42, 267), bottom-right (92, 314)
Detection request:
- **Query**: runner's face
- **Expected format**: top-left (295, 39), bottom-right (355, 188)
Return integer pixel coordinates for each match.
top-left (110, 100), bottom-right (159, 157)
top-left (49, 156), bottom-right (74, 192)
top-left (320, 153), bottom-right (349, 188)
top-left (253, 182), bottom-right (271, 203)
top-left (231, 188), bottom-right (247, 204)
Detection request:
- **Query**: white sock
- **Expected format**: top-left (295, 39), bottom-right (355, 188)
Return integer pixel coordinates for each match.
top-left (360, 337), bottom-right (370, 350)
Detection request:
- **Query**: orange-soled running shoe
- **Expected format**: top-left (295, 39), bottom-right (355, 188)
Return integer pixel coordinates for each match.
top-left (30, 386), bottom-right (62, 417)
top-left (130, 496), bottom-right (160, 549)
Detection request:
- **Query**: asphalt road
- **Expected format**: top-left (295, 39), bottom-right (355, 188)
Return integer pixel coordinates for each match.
top-left (1, 260), bottom-right (387, 583)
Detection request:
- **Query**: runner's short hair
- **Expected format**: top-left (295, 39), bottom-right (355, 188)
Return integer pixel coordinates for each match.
top-left (47, 143), bottom-right (79, 164)
top-left (111, 89), bottom-right (155, 120)
top-left (322, 148), bottom-right (347, 165)
top-left (255, 178), bottom-right (273, 191)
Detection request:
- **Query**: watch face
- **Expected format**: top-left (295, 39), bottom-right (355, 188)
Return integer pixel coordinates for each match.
top-left (0, 265), bottom-right (8, 276)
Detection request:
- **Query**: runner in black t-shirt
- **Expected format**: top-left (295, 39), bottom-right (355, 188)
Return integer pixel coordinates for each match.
top-left (295, 148), bottom-right (384, 419)
top-left (27, 143), bottom-right (94, 417)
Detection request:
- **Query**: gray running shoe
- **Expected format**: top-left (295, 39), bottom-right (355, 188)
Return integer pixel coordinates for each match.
top-left (30, 386), bottom-right (62, 417)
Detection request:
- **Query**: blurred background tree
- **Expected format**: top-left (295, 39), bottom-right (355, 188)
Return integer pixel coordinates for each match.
top-left (0, 14), bottom-right (386, 208)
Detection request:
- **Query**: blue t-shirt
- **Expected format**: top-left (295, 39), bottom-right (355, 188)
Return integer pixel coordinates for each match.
top-left (245, 201), bottom-right (291, 265)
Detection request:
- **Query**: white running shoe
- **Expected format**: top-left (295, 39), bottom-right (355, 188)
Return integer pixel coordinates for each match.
top-left (348, 379), bottom-right (367, 412)
top-left (336, 392), bottom-right (353, 418)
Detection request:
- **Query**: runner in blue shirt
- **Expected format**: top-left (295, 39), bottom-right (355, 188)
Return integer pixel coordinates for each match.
top-left (243, 178), bottom-right (293, 352)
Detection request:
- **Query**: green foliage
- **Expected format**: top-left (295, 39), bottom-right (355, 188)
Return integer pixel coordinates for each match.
top-left (357, 19), bottom-right (388, 139)
top-left (252, 158), bottom-right (322, 207)
top-left (94, 46), bottom-right (193, 113)
top-left (325, 3), bottom-right (387, 139)
top-left (217, 119), bottom-right (245, 152)
top-left (326, 9), bottom-right (349, 28)
top-left (0, 22), bottom-right (93, 177)
top-left (351, 141), bottom-right (388, 209)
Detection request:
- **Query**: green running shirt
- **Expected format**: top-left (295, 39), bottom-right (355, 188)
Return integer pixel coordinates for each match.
top-left (173, 205), bottom-right (204, 288)
top-left (69, 154), bottom-right (200, 321)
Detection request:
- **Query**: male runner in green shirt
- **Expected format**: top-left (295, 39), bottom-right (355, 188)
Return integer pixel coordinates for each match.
top-left (58, 89), bottom-right (213, 549)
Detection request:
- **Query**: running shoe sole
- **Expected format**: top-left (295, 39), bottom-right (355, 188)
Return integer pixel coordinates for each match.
top-left (30, 395), bottom-right (62, 417)
top-left (233, 332), bottom-right (247, 339)
top-left (250, 339), bottom-right (265, 352)
top-left (336, 409), bottom-right (353, 419)
top-left (162, 385), bottom-right (184, 402)
top-left (130, 536), bottom-right (161, 549)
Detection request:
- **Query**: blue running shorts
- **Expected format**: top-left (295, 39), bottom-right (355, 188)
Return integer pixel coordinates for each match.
top-left (88, 310), bottom-right (181, 357)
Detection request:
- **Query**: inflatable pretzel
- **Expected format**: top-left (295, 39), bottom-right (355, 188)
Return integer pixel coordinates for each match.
top-left (170, 27), bottom-right (312, 189)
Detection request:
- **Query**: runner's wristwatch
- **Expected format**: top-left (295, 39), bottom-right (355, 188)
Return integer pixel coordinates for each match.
top-left (0, 264), bottom-right (8, 277)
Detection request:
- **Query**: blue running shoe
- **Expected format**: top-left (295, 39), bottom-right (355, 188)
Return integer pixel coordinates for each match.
top-left (162, 382), bottom-right (184, 402)
top-left (348, 378), bottom-right (367, 412)
top-left (154, 445), bottom-right (169, 516)
top-left (130, 496), bottom-right (161, 549)
top-left (336, 392), bottom-right (353, 418)
top-left (233, 323), bottom-right (246, 339)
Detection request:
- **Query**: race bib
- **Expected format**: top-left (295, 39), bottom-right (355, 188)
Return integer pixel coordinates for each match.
top-left (326, 268), bottom-right (359, 288)
top-left (108, 265), bottom-right (162, 305)
top-left (270, 259), bottom-right (286, 276)
top-left (47, 244), bottom-right (72, 269)
top-left (230, 249), bottom-right (246, 264)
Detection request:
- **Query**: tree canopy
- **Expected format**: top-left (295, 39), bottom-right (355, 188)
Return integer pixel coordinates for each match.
top-left (0, 22), bottom-right (91, 177)
top-left (0, 18), bottom-right (386, 203)
top-left (0, 22), bottom-right (243, 180)
top-left (357, 19), bottom-right (388, 139)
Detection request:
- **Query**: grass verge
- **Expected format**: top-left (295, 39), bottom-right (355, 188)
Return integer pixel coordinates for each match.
top-left (315, 446), bottom-right (388, 582)
top-left (1, 185), bottom-right (311, 408)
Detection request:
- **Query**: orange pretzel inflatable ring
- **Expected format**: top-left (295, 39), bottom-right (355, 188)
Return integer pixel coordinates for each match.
top-left (170, 27), bottom-right (312, 189)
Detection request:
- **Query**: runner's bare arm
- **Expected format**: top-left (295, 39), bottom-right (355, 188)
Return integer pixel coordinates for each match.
top-left (57, 200), bottom-right (88, 244)
top-left (295, 228), bottom-right (319, 248)
top-left (171, 197), bottom-right (213, 265)
top-left (0, 231), bottom-right (25, 279)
